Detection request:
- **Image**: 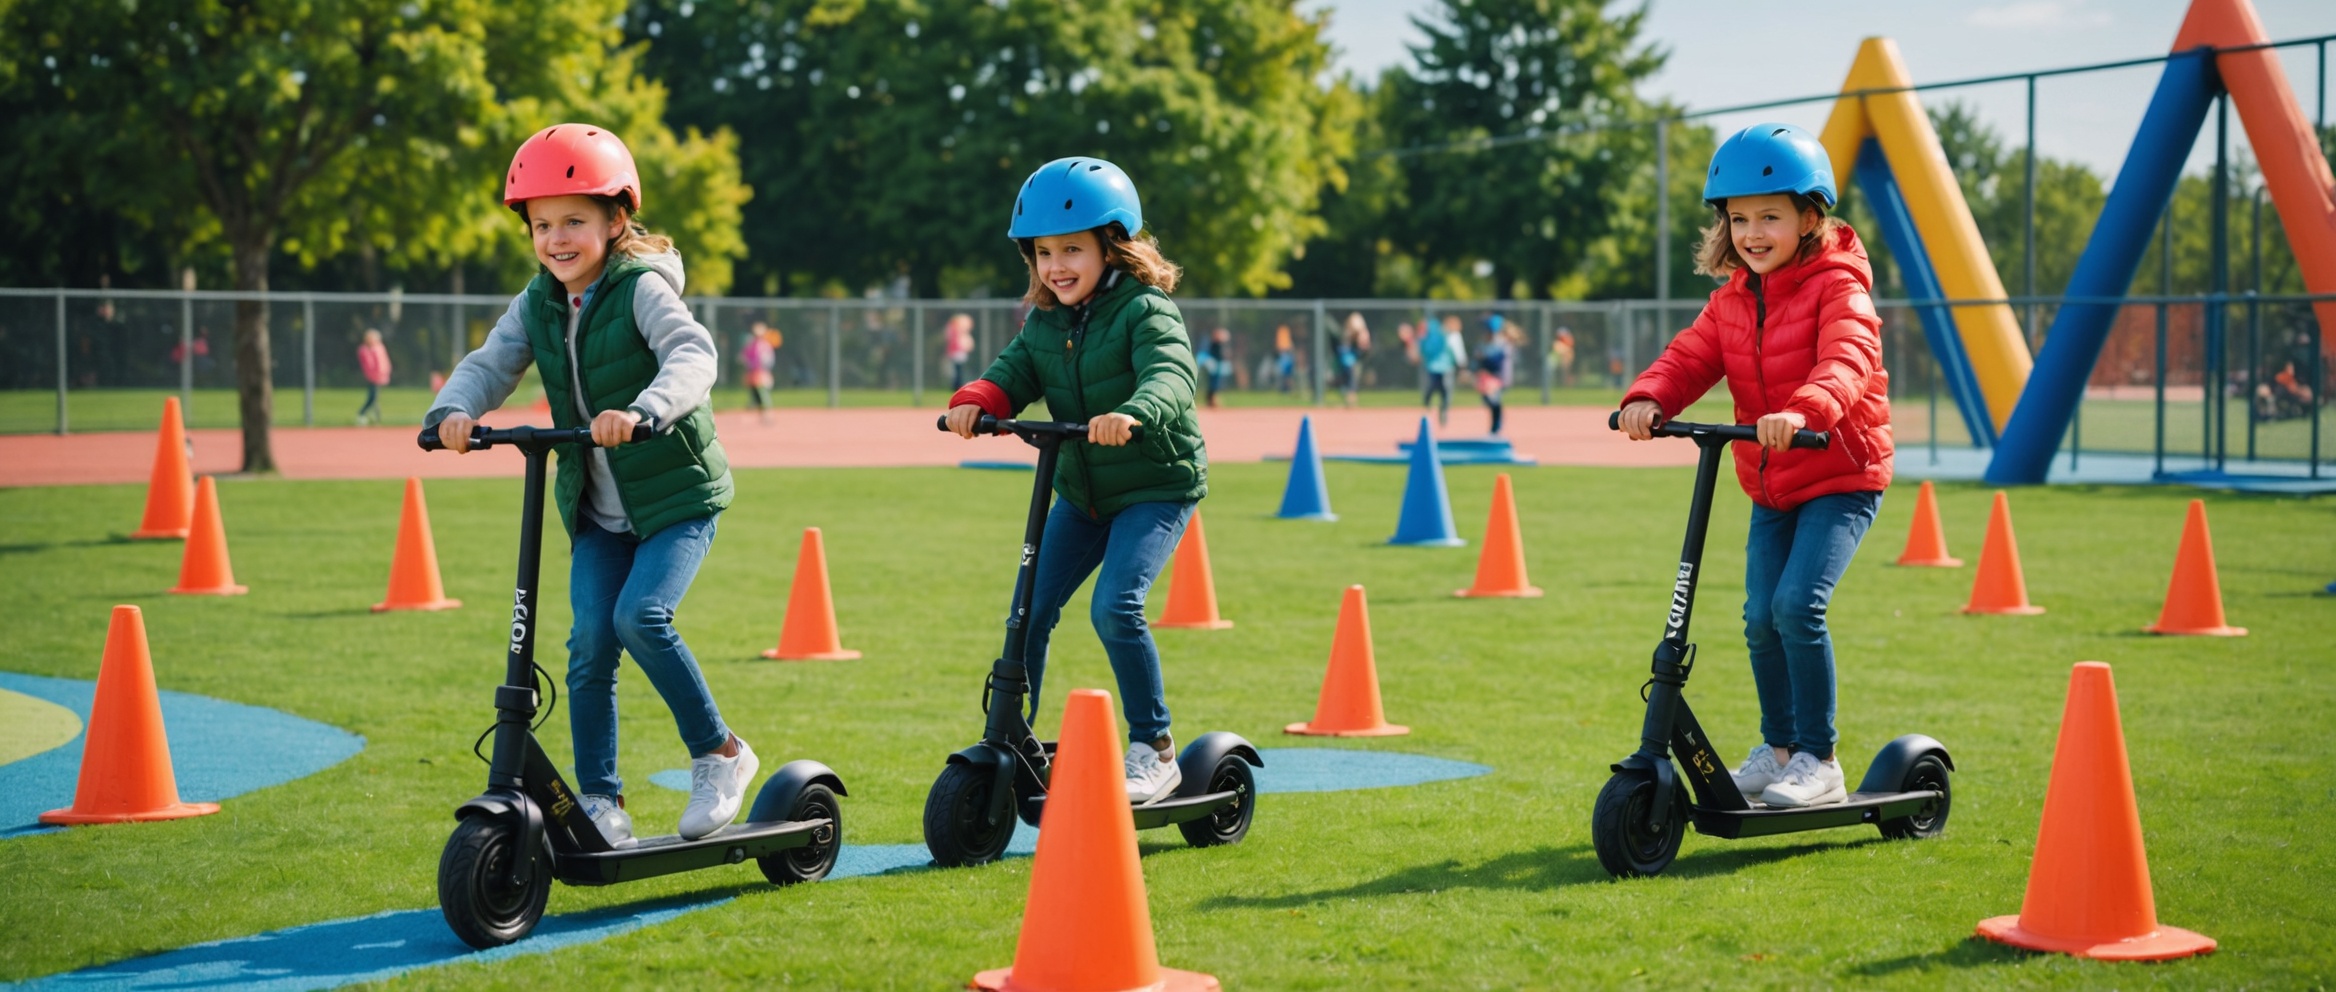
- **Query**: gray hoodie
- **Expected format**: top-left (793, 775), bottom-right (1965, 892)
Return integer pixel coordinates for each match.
top-left (425, 251), bottom-right (718, 534)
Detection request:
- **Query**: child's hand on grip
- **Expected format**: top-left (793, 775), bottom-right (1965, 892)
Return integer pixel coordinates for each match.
top-left (1617, 400), bottom-right (1664, 441)
top-left (946, 404), bottom-right (985, 439)
top-left (438, 413), bottom-right (476, 454)
top-left (593, 409), bottom-right (643, 448)
top-left (1087, 412), bottom-right (1139, 447)
top-left (1756, 411), bottom-right (1808, 452)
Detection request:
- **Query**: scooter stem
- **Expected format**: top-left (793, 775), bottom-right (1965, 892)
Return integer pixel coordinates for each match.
top-left (487, 444), bottom-right (552, 790)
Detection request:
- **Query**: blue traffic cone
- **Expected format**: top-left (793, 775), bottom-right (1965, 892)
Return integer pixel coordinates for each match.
top-left (1277, 416), bottom-right (1337, 521)
top-left (1388, 418), bottom-right (1464, 547)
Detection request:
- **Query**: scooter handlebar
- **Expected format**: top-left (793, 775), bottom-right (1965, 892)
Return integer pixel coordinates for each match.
top-left (1606, 410), bottom-right (1828, 450)
top-left (934, 414), bottom-right (1141, 441)
top-left (418, 423), bottom-right (655, 452)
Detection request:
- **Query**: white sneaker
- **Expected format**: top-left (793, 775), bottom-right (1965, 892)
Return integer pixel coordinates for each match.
top-left (678, 738), bottom-right (759, 840)
top-left (581, 794), bottom-right (636, 850)
top-left (1761, 751), bottom-right (1848, 808)
top-left (1124, 741), bottom-right (1182, 805)
top-left (1730, 744), bottom-right (1788, 799)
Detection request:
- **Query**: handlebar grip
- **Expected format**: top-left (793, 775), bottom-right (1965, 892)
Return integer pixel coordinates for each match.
top-left (418, 422), bottom-right (655, 451)
top-left (1607, 411), bottom-right (1829, 450)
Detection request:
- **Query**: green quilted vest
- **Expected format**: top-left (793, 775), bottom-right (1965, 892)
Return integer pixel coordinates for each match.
top-left (520, 256), bottom-right (732, 539)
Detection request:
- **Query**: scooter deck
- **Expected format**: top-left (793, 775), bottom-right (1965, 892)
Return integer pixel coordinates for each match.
top-left (1689, 790), bottom-right (1942, 840)
top-left (1017, 790), bottom-right (1242, 831)
top-left (553, 817), bottom-right (834, 885)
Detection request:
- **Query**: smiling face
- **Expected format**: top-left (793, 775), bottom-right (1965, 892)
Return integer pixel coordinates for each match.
top-left (527, 194), bottom-right (626, 294)
top-left (1030, 230), bottom-right (1106, 307)
top-left (1724, 194), bottom-right (1819, 275)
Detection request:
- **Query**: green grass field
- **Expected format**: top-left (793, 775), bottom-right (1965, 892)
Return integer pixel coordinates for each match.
top-left (1, 463), bottom-right (2331, 989)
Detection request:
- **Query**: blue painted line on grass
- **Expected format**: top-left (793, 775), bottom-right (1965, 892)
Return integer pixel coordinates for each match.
top-left (0, 672), bottom-right (365, 840)
top-left (11, 748), bottom-right (1480, 991)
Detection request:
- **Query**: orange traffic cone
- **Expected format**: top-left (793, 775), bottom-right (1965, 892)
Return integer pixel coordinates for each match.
top-left (2144, 500), bottom-right (2245, 637)
top-left (1961, 491), bottom-right (2041, 615)
top-left (130, 397), bottom-right (194, 540)
top-left (1893, 480), bottom-right (1962, 567)
top-left (1456, 473), bottom-right (1542, 598)
top-left (1285, 585), bottom-right (1408, 737)
top-left (40, 606), bottom-right (221, 825)
top-left (1154, 511), bottom-right (1233, 630)
top-left (1976, 662), bottom-right (2215, 960)
top-left (169, 477), bottom-right (247, 596)
top-left (374, 477), bottom-right (462, 612)
top-left (763, 527), bottom-right (860, 660)
top-left (973, 688), bottom-right (1220, 992)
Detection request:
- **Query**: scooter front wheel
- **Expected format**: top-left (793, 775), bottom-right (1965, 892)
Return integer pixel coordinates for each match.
top-left (438, 816), bottom-right (551, 949)
top-left (1591, 770), bottom-right (1687, 878)
top-left (1876, 754), bottom-right (1952, 840)
top-left (759, 783), bottom-right (843, 884)
top-left (1176, 752), bottom-right (1257, 848)
top-left (924, 763), bottom-right (1017, 867)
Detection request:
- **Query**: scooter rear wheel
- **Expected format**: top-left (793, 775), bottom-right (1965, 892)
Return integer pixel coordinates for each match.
top-left (759, 784), bottom-right (843, 884)
top-left (1176, 753), bottom-right (1257, 848)
top-left (438, 816), bottom-right (551, 949)
top-left (924, 763), bottom-right (1017, 867)
top-left (1591, 770), bottom-right (1687, 878)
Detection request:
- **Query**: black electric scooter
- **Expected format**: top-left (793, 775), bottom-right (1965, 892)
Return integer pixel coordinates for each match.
top-left (421, 423), bottom-right (846, 948)
top-left (1590, 414), bottom-right (1953, 878)
top-left (922, 415), bottom-right (1262, 867)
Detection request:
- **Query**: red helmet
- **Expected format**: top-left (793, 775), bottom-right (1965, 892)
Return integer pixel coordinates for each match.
top-left (504, 123), bottom-right (642, 214)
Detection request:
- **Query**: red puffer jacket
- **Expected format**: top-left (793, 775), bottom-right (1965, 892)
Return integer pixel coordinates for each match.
top-left (1622, 224), bottom-right (1893, 510)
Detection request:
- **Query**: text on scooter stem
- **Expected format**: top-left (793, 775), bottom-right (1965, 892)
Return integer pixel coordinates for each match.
top-left (1665, 562), bottom-right (1695, 637)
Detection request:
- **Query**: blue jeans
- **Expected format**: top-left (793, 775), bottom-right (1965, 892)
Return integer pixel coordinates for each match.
top-left (567, 515), bottom-right (728, 798)
top-left (1021, 498), bottom-right (1192, 744)
top-left (1742, 490), bottom-right (1882, 759)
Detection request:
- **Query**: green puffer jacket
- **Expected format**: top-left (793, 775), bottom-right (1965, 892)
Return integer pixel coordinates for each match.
top-left (979, 274), bottom-right (1207, 518)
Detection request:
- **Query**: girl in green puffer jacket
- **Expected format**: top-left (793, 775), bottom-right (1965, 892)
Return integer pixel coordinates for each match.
top-left (945, 157), bottom-right (1208, 805)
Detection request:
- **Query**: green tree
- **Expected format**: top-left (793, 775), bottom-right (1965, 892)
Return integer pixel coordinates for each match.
top-left (1374, 0), bottom-right (1662, 299)
top-left (1576, 114), bottom-right (1716, 301)
top-left (628, 0), bottom-right (1347, 297)
top-left (3, 0), bottom-right (747, 469)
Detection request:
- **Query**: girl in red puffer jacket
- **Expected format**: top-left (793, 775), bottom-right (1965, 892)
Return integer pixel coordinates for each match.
top-left (1617, 122), bottom-right (1892, 810)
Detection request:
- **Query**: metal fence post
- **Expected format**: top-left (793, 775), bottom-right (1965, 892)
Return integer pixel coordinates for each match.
top-left (1311, 299), bottom-right (1328, 406)
top-left (302, 295), bottom-right (315, 426)
top-left (1654, 118), bottom-right (1671, 305)
top-left (840, 301), bottom-right (851, 407)
top-left (181, 293), bottom-right (194, 420)
top-left (2154, 300), bottom-right (2168, 477)
top-left (2024, 74), bottom-right (2039, 353)
top-left (54, 291), bottom-right (67, 435)
top-left (912, 302), bottom-right (925, 408)
top-left (1539, 304), bottom-right (1552, 405)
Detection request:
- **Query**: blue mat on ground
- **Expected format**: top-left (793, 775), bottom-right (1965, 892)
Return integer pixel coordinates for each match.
top-left (14, 749), bottom-right (1482, 990)
top-left (958, 460), bottom-right (1035, 471)
top-left (0, 672), bottom-right (365, 841)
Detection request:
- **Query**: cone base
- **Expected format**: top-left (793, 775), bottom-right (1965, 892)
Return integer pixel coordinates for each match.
top-left (128, 528), bottom-right (190, 541)
top-left (973, 965), bottom-right (1221, 992)
top-left (374, 598), bottom-right (463, 613)
top-left (169, 584), bottom-right (248, 596)
top-left (1961, 603), bottom-right (2043, 615)
top-left (1454, 586), bottom-right (1543, 598)
top-left (1388, 537), bottom-right (1465, 547)
top-left (2143, 623), bottom-right (2246, 637)
top-left (1284, 721), bottom-right (1410, 737)
top-left (1893, 556), bottom-right (1963, 567)
top-left (1976, 915), bottom-right (2216, 961)
top-left (762, 648), bottom-right (861, 661)
top-left (40, 801), bottom-right (220, 825)
top-left (1154, 618), bottom-right (1235, 629)
top-left (1277, 512), bottom-right (1338, 522)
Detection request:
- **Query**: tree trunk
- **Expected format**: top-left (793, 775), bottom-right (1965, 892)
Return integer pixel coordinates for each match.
top-left (1492, 261), bottom-right (1517, 301)
top-left (229, 233), bottom-right (275, 473)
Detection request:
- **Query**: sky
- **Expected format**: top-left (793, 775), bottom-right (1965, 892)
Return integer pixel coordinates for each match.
top-left (1307, 0), bottom-right (2336, 183)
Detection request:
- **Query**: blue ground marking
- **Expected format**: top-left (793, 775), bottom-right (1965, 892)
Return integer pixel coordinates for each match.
top-left (0, 672), bottom-right (365, 840)
top-left (14, 748), bottom-right (1480, 991)
top-left (0, 896), bottom-right (726, 992)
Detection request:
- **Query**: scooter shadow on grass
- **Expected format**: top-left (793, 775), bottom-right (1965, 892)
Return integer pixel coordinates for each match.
top-left (1199, 837), bottom-right (1888, 909)
top-left (1844, 936), bottom-right (2034, 976)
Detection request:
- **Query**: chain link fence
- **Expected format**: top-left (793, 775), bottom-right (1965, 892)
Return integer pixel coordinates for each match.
top-left (1, 287), bottom-right (2324, 477)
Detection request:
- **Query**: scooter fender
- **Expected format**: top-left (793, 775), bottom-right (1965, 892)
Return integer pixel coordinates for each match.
top-left (454, 788), bottom-right (546, 885)
top-left (747, 759), bottom-right (849, 823)
top-left (1610, 752), bottom-right (1680, 833)
top-left (1172, 731), bottom-right (1264, 798)
top-left (1855, 734), bottom-right (1955, 794)
top-left (945, 743), bottom-right (1019, 827)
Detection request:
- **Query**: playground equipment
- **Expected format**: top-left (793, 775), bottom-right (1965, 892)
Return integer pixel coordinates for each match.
top-left (1977, 662), bottom-right (2216, 960)
top-left (420, 423), bottom-right (844, 949)
top-left (763, 527), bottom-right (861, 660)
top-left (921, 415), bottom-right (1260, 868)
top-left (1286, 585), bottom-right (1409, 737)
top-left (1590, 415), bottom-right (1952, 878)
top-left (971, 688), bottom-right (1222, 992)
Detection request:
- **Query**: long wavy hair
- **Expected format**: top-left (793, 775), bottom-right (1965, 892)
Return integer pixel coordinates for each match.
top-left (1694, 192), bottom-right (1843, 277)
top-left (1018, 223), bottom-right (1183, 309)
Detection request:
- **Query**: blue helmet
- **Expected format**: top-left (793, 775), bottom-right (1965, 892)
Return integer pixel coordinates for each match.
top-left (1702, 122), bottom-right (1835, 211)
top-left (1008, 157), bottom-right (1143, 240)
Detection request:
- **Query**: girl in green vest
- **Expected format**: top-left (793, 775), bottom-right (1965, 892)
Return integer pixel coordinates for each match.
top-left (427, 124), bottom-right (747, 847)
top-left (945, 157), bottom-right (1209, 804)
